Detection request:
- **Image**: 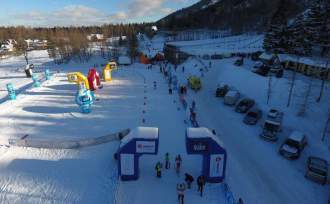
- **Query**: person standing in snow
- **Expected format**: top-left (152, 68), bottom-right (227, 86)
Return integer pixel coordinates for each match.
top-left (155, 161), bottom-right (162, 178)
top-left (184, 173), bottom-right (194, 189)
top-left (153, 81), bottom-right (157, 90)
top-left (182, 66), bottom-right (185, 72)
top-left (197, 175), bottom-right (205, 197)
top-left (175, 154), bottom-right (182, 175)
top-left (237, 198), bottom-right (244, 204)
top-left (165, 152), bottom-right (170, 169)
top-left (191, 100), bottom-right (196, 111)
top-left (177, 183), bottom-right (186, 204)
top-left (209, 61), bottom-right (212, 69)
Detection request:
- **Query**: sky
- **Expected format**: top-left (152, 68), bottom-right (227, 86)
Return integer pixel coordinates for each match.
top-left (0, 0), bottom-right (199, 27)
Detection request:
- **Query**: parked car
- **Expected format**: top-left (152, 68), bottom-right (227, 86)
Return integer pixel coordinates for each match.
top-left (244, 108), bottom-right (262, 125)
top-left (187, 76), bottom-right (201, 91)
top-left (279, 131), bottom-right (307, 159)
top-left (260, 108), bottom-right (283, 142)
top-left (235, 98), bottom-right (255, 113)
top-left (216, 83), bottom-right (229, 97)
top-left (254, 64), bottom-right (270, 76)
top-left (224, 90), bottom-right (240, 105)
top-left (234, 58), bottom-right (244, 66)
top-left (251, 61), bottom-right (264, 73)
top-left (305, 156), bottom-right (328, 185)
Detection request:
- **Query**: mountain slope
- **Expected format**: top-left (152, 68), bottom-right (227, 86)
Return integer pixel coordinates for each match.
top-left (157, 0), bottom-right (306, 33)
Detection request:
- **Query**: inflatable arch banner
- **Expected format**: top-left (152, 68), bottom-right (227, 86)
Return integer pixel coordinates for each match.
top-left (117, 127), bottom-right (159, 181)
top-left (67, 72), bottom-right (90, 90)
top-left (186, 127), bottom-right (227, 183)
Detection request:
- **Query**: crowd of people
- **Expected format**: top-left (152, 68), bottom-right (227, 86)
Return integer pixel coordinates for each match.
top-left (154, 153), bottom-right (206, 204)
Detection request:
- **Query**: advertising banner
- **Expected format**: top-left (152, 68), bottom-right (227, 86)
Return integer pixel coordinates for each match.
top-left (136, 141), bottom-right (156, 153)
top-left (209, 154), bottom-right (224, 178)
top-left (120, 154), bottom-right (135, 175)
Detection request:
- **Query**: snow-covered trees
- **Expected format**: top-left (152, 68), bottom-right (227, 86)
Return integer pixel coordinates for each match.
top-left (264, 0), bottom-right (330, 57)
top-left (263, 0), bottom-right (290, 54)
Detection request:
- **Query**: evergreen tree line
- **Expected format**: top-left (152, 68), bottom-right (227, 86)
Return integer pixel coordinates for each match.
top-left (264, 0), bottom-right (330, 57)
top-left (0, 23), bottom-right (153, 63)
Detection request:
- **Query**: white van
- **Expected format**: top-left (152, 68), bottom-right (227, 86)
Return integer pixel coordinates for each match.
top-left (224, 90), bottom-right (240, 105)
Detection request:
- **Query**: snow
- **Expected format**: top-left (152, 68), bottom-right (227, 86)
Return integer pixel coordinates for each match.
top-left (120, 127), bottom-right (158, 147)
top-left (0, 33), bottom-right (329, 204)
top-left (0, 50), bottom-right (53, 102)
top-left (187, 127), bottom-right (224, 147)
top-left (281, 144), bottom-right (298, 154)
top-left (118, 56), bottom-right (131, 65)
top-left (289, 131), bottom-right (305, 141)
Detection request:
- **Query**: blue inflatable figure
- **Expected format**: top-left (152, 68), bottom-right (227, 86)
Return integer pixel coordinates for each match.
top-left (32, 73), bottom-right (41, 87)
top-left (6, 83), bottom-right (16, 100)
top-left (75, 88), bottom-right (93, 114)
top-left (45, 69), bottom-right (51, 80)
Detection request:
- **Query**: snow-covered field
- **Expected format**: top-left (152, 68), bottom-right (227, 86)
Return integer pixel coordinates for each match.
top-left (0, 33), bottom-right (329, 204)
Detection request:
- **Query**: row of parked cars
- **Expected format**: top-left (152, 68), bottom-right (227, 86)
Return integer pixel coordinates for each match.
top-left (215, 83), bottom-right (329, 185)
top-left (252, 61), bottom-right (284, 78)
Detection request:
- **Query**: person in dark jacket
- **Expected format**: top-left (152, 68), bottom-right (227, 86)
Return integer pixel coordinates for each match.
top-left (184, 173), bottom-right (194, 189)
top-left (197, 175), bottom-right (205, 197)
top-left (155, 162), bottom-right (162, 178)
top-left (165, 152), bottom-right (170, 169)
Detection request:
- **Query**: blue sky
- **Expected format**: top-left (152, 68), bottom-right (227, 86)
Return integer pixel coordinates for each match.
top-left (0, 0), bottom-right (199, 27)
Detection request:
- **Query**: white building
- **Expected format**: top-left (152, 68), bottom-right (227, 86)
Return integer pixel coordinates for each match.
top-left (0, 39), bottom-right (16, 52)
top-left (87, 34), bottom-right (104, 41)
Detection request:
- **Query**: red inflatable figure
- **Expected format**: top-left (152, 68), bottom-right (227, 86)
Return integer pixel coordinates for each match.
top-left (87, 68), bottom-right (101, 91)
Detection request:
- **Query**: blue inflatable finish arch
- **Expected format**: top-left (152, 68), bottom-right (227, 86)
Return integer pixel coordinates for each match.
top-left (117, 127), bottom-right (159, 181)
top-left (186, 127), bottom-right (227, 183)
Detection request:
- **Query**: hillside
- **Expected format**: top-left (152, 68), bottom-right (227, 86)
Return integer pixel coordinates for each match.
top-left (157, 0), bottom-right (307, 33)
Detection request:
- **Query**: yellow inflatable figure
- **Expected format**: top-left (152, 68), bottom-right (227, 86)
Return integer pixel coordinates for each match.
top-left (103, 61), bottom-right (117, 82)
top-left (67, 72), bottom-right (90, 90)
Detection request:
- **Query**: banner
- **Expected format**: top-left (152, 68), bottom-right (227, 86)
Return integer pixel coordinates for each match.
top-left (136, 141), bottom-right (156, 153)
top-left (209, 154), bottom-right (224, 178)
top-left (120, 154), bottom-right (135, 175)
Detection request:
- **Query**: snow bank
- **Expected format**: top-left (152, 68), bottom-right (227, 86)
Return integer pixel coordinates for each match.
top-left (8, 129), bottom-right (130, 149)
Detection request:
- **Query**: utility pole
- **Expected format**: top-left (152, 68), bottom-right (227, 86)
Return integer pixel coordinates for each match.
top-left (316, 61), bottom-right (328, 103)
top-left (267, 74), bottom-right (272, 105)
top-left (287, 56), bottom-right (299, 107)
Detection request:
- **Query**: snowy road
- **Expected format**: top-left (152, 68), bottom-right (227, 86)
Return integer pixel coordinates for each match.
top-left (188, 60), bottom-right (330, 204)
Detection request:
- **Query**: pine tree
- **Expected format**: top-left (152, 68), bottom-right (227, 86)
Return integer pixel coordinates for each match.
top-left (319, 1), bottom-right (330, 56)
top-left (305, 1), bottom-right (324, 47)
top-left (287, 13), bottom-right (311, 55)
top-left (263, 0), bottom-right (290, 54)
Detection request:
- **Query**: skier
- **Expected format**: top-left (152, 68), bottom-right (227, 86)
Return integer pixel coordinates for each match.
top-left (197, 175), bottom-right (205, 197)
top-left (184, 173), bottom-right (194, 189)
top-left (209, 61), bottom-right (212, 69)
top-left (175, 154), bottom-right (182, 175)
top-left (177, 183), bottom-right (186, 204)
top-left (182, 66), bottom-right (185, 72)
top-left (237, 198), bottom-right (244, 204)
top-left (191, 100), bottom-right (196, 110)
top-left (153, 81), bottom-right (157, 90)
top-left (165, 152), bottom-right (170, 169)
top-left (169, 88), bottom-right (173, 95)
top-left (155, 161), bottom-right (162, 178)
top-left (174, 64), bottom-right (177, 72)
top-left (212, 129), bottom-right (216, 135)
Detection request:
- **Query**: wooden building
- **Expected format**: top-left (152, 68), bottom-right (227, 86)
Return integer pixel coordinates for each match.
top-left (163, 43), bottom-right (190, 65)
